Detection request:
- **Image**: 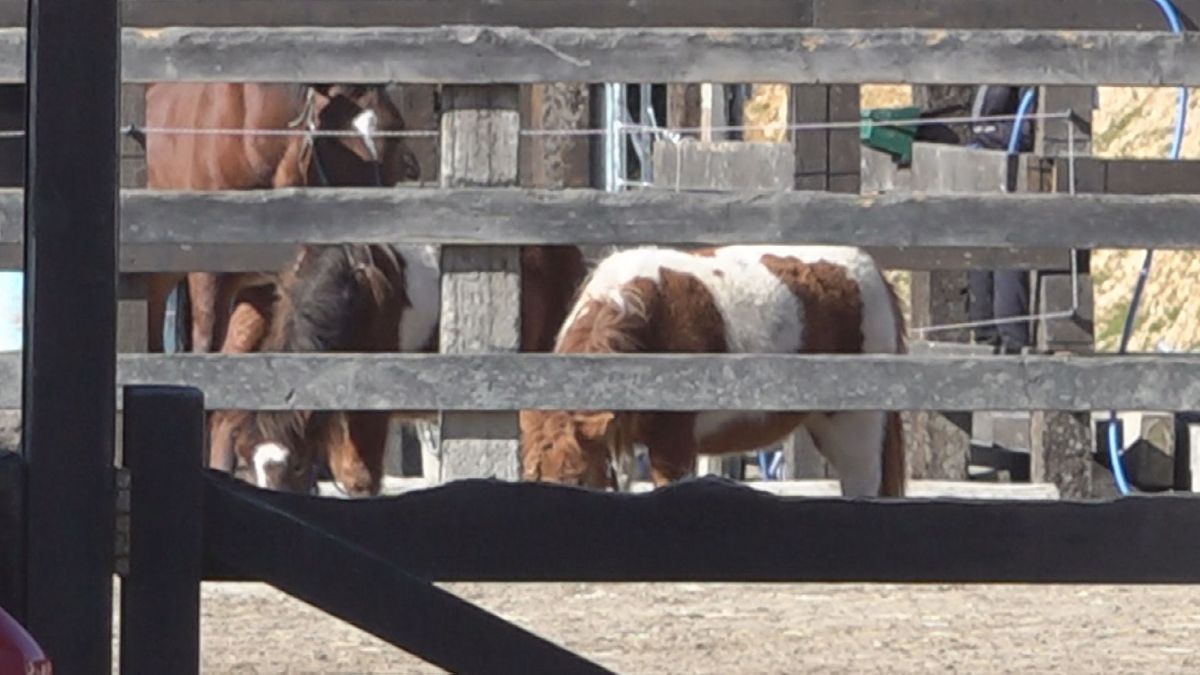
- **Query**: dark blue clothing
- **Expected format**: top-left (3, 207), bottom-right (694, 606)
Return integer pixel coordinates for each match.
top-left (966, 85), bottom-right (1033, 350)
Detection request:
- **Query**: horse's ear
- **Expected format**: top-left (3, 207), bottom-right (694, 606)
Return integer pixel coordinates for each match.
top-left (573, 411), bottom-right (615, 441)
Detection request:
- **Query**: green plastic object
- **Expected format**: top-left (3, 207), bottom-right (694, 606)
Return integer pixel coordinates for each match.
top-left (859, 106), bottom-right (922, 166)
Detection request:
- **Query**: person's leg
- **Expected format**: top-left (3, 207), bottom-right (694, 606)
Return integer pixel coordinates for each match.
top-left (993, 269), bottom-right (1031, 352)
top-left (968, 270), bottom-right (998, 344)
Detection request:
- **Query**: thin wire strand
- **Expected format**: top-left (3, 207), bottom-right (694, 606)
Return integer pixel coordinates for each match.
top-left (903, 113), bottom-right (1088, 339)
top-left (911, 310), bottom-right (1075, 337)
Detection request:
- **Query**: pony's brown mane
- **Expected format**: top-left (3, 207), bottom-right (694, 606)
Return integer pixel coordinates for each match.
top-left (555, 281), bottom-right (657, 355)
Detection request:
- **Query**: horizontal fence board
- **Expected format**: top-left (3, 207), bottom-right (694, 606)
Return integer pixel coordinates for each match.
top-left (204, 475), bottom-right (1200, 583)
top-left (2, 0), bottom-right (818, 28)
top-left (6, 0), bottom-right (1200, 29)
top-left (812, 0), bottom-right (1200, 31)
top-left (3, 28), bottom-right (1200, 85)
top-left (0, 245), bottom-right (1069, 272)
top-left (2, 188), bottom-right (1197, 251)
top-left (2, 352), bottom-right (1198, 411)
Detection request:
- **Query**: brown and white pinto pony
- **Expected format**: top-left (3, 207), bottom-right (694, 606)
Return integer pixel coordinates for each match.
top-left (141, 82), bottom-right (421, 355)
top-left (210, 243), bottom-right (588, 496)
top-left (519, 244), bottom-right (908, 498)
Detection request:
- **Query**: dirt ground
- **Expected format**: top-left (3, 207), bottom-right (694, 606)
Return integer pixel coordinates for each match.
top-left (110, 580), bottom-right (1200, 673)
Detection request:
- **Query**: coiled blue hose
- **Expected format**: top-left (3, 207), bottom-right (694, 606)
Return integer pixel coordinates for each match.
top-left (1105, 0), bottom-right (1187, 495)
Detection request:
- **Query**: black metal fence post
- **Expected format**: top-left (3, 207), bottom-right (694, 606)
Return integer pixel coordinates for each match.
top-left (119, 385), bottom-right (205, 675)
top-left (21, 0), bottom-right (119, 668)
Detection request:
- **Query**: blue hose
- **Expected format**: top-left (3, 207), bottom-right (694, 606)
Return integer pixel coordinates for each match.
top-left (1007, 88), bottom-right (1037, 155)
top-left (1105, 0), bottom-right (1187, 495)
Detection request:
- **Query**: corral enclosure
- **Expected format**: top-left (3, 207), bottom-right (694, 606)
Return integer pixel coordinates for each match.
top-left (5, 0), bottom-right (1200, 672)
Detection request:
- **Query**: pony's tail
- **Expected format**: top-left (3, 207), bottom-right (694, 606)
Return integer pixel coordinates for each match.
top-left (880, 272), bottom-right (908, 497)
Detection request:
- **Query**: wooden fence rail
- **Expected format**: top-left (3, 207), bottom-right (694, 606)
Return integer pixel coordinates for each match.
top-left (0, 352), bottom-right (1196, 411)
top-left (0, 187), bottom-right (1191, 271)
top-left (6, 0), bottom-right (1200, 30)
top-left (2, 28), bottom-right (1200, 85)
top-left (2, 188), bottom-right (1197, 249)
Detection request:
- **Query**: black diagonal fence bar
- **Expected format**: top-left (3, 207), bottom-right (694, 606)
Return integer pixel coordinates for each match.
top-left (203, 474), bottom-right (614, 674)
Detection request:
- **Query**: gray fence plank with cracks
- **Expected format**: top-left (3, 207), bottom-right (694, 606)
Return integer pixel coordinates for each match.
top-left (0, 352), bottom-right (1195, 412)
top-left (0, 188), bottom-right (1192, 272)
top-left (3, 28), bottom-right (1200, 85)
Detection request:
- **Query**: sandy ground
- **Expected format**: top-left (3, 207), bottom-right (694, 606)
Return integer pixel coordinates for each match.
top-left (108, 580), bottom-right (1200, 674)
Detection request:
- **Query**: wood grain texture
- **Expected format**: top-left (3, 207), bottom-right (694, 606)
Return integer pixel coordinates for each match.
top-left (0, 0), bottom-right (816, 29)
top-left (4, 188), bottom-right (1200, 250)
top-left (437, 85), bottom-right (522, 483)
top-left (0, 352), bottom-right (1198, 411)
top-left (5, 28), bottom-right (1200, 85)
top-left (8, 0), bottom-right (1200, 30)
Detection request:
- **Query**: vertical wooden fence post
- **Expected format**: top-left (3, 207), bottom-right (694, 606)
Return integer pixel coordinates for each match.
top-left (432, 85), bottom-right (523, 483)
top-left (119, 385), bottom-right (204, 675)
top-left (22, 0), bottom-right (119, 668)
top-left (1031, 105), bottom-right (1099, 498)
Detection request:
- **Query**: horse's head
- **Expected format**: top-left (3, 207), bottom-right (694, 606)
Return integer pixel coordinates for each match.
top-left (307, 84), bottom-right (420, 186)
top-left (212, 408), bottom-right (321, 494)
top-left (518, 410), bottom-right (618, 489)
top-left (215, 245), bottom-right (404, 496)
top-left (228, 409), bottom-right (382, 497)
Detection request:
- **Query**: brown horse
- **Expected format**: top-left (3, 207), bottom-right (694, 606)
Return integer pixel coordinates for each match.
top-left (141, 83), bottom-right (421, 355)
top-left (210, 242), bottom-right (588, 496)
top-left (519, 244), bottom-right (908, 498)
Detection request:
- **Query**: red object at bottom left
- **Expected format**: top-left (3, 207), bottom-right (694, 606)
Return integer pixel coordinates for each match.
top-left (0, 605), bottom-right (51, 675)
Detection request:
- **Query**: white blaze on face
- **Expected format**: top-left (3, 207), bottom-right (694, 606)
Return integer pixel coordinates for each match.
top-left (252, 442), bottom-right (291, 489)
top-left (351, 109), bottom-right (380, 161)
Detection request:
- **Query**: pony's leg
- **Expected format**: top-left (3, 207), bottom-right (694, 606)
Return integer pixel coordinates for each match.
top-left (347, 411), bottom-right (390, 496)
top-left (806, 411), bottom-right (886, 498)
top-left (413, 417), bottom-right (442, 483)
top-left (187, 271), bottom-right (220, 353)
top-left (643, 413), bottom-right (697, 487)
top-left (218, 283), bottom-right (275, 355)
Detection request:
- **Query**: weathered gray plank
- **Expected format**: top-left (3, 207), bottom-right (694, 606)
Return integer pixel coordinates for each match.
top-left (0, 243), bottom-right (1069, 273)
top-left (4, 28), bottom-right (1200, 85)
top-left (1, 352), bottom-right (1198, 411)
top-left (810, 0), bottom-right (1200, 31)
top-left (0, 0), bottom-right (817, 29)
top-left (652, 140), bottom-right (795, 192)
top-left (3, 188), bottom-right (1200, 250)
top-left (435, 85), bottom-right (523, 483)
top-left (7, 0), bottom-right (1200, 30)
